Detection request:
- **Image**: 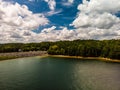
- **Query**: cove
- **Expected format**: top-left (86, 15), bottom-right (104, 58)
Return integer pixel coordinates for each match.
top-left (0, 56), bottom-right (120, 90)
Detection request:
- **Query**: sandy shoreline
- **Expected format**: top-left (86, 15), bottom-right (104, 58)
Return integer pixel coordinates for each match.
top-left (0, 52), bottom-right (120, 63)
top-left (49, 55), bottom-right (120, 63)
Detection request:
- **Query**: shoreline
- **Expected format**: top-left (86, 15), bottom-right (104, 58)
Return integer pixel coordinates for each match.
top-left (49, 55), bottom-right (120, 63)
top-left (0, 52), bottom-right (120, 63)
top-left (0, 51), bottom-right (48, 61)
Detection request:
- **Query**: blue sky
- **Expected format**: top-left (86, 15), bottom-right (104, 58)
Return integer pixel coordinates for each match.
top-left (6, 0), bottom-right (81, 29)
top-left (0, 0), bottom-right (120, 43)
top-left (25, 0), bottom-right (81, 30)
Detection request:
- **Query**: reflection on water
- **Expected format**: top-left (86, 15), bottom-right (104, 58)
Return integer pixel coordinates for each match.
top-left (0, 56), bottom-right (120, 90)
top-left (72, 60), bottom-right (120, 90)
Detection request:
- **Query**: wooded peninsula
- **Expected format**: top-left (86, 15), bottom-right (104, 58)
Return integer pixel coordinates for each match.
top-left (0, 40), bottom-right (120, 61)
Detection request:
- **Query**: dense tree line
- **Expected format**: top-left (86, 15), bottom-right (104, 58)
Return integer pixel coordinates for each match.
top-left (0, 42), bottom-right (51, 52)
top-left (0, 40), bottom-right (120, 60)
top-left (47, 40), bottom-right (120, 60)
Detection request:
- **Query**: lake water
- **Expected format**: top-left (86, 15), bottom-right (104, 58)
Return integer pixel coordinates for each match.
top-left (0, 56), bottom-right (120, 90)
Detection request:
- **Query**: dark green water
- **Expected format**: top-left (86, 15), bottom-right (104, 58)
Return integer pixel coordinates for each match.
top-left (0, 56), bottom-right (120, 90)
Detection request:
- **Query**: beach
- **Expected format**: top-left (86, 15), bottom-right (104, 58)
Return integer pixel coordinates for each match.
top-left (49, 55), bottom-right (120, 63)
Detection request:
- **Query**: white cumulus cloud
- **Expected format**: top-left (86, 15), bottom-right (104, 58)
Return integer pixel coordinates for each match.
top-left (0, 0), bottom-right (120, 43)
top-left (38, 26), bottom-right (120, 41)
top-left (44, 0), bottom-right (56, 11)
top-left (72, 0), bottom-right (120, 29)
top-left (62, 0), bottom-right (74, 6)
top-left (68, 0), bottom-right (74, 4)
top-left (0, 0), bottom-right (48, 43)
top-left (39, 0), bottom-right (120, 41)
top-left (68, 0), bottom-right (120, 40)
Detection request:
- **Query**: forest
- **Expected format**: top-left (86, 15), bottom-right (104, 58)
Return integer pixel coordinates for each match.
top-left (0, 40), bottom-right (120, 60)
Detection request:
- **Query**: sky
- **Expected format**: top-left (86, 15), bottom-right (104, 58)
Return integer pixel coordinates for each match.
top-left (0, 0), bottom-right (120, 43)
